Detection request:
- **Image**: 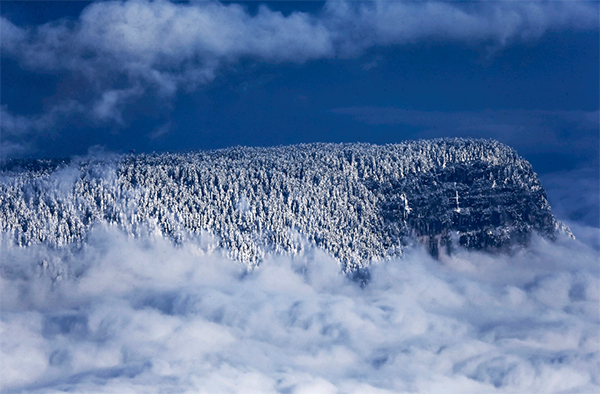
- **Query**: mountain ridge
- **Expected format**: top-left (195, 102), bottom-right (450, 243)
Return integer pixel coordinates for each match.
top-left (0, 138), bottom-right (570, 270)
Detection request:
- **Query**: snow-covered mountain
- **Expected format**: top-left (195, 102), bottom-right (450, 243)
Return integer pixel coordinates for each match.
top-left (0, 138), bottom-right (569, 270)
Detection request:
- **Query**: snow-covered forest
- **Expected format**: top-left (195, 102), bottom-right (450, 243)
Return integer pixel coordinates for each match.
top-left (0, 138), bottom-right (566, 270)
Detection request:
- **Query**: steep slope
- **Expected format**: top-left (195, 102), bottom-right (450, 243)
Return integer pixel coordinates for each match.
top-left (0, 139), bottom-right (569, 270)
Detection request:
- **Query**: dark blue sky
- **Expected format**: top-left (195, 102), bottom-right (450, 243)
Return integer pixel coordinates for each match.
top-left (1, 1), bottom-right (599, 226)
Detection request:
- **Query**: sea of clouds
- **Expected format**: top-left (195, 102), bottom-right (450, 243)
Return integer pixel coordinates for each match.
top-left (1, 222), bottom-right (598, 393)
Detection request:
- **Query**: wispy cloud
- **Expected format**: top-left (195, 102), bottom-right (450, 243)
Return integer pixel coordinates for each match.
top-left (0, 102), bottom-right (85, 158)
top-left (1, 102), bottom-right (83, 137)
top-left (148, 121), bottom-right (172, 140)
top-left (541, 167), bottom-right (600, 230)
top-left (324, 1), bottom-right (598, 51)
top-left (1, 0), bottom-right (597, 140)
top-left (330, 107), bottom-right (599, 156)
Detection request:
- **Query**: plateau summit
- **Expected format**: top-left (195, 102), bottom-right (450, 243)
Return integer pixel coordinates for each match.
top-left (1, 138), bottom-right (569, 271)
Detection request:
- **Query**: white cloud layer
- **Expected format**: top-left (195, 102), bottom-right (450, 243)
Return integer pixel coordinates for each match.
top-left (1, 226), bottom-right (598, 393)
top-left (1, 0), bottom-right (598, 135)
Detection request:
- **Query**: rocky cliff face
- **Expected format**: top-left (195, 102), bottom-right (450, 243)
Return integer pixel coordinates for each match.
top-left (0, 139), bottom-right (569, 270)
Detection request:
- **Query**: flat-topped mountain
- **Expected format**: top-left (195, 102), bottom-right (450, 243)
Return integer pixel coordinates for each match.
top-left (0, 139), bottom-right (569, 270)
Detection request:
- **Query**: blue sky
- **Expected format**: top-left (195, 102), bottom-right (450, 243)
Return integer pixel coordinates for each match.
top-left (1, 1), bottom-right (599, 225)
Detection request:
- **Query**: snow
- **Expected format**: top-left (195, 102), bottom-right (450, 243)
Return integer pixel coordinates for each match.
top-left (1, 138), bottom-right (566, 270)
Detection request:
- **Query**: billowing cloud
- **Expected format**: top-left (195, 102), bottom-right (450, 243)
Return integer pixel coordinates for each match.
top-left (1, 0), bottom-right (597, 139)
top-left (1, 0), bottom-right (334, 101)
top-left (92, 86), bottom-right (144, 123)
top-left (1, 224), bottom-right (598, 393)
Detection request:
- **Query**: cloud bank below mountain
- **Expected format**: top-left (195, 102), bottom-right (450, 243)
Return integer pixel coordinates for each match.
top-left (1, 224), bottom-right (598, 393)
